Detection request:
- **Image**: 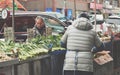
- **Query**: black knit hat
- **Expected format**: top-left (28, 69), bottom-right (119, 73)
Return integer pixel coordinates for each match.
top-left (78, 12), bottom-right (89, 20)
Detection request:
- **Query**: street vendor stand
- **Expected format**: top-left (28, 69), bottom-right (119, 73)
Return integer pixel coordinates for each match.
top-left (1, 34), bottom-right (120, 75)
top-left (0, 51), bottom-right (65, 75)
top-left (0, 41), bottom-right (120, 75)
top-left (0, 54), bottom-right (51, 75)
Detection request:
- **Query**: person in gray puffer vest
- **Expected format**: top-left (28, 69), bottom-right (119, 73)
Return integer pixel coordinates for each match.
top-left (61, 12), bottom-right (104, 75)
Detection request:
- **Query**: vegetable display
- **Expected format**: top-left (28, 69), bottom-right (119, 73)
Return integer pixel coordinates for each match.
top-left (0, 35), bottom-right (65, 61)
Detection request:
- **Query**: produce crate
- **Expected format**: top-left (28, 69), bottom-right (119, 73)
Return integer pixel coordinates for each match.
top-left (0, 66), bottom-right (13, 75)
top-left (113, 40), bottom-right (120, 68)
top-left (14, 63), bottom-right (30, 75)
top-left (40, 56), bottom-right (51, 75)
top-left (0, 59), bottom-right (19, 75)
top-left (33, 60), bottom-right (41, 75)
top-left (50, 50), bottom-right (66, 75)
top-left (113, 68), bottom-right (120, 75)
top-left (14, 54), bottom-right (51, 75)
top-left (0, 59), bottom-right (19, 67)
top-left (94, 61), bottom-right (113, 75)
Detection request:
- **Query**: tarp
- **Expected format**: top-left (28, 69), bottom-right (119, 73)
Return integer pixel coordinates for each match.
top-left (0, 0), bottom-right (27, 11)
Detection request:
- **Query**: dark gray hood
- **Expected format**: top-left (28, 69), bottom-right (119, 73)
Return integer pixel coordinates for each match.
top-left (73, 17), bottom-right (93, 30)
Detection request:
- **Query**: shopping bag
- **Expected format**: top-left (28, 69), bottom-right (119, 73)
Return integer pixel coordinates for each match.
top-left (94, 51), bottom-right (113, 65)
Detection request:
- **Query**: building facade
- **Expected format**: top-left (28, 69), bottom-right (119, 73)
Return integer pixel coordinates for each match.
top-left (18, 0), bottom-right (120, 18)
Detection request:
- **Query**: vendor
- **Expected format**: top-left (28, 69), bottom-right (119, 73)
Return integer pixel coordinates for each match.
top-left (33, 16), bottom-right (46, 37)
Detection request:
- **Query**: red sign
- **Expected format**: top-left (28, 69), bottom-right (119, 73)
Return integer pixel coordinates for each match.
top-left (90, 3), bottom-right (103, 9)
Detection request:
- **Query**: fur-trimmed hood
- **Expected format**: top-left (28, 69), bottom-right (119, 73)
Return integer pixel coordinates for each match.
top-left (73, 17), bottom-right (93, 30)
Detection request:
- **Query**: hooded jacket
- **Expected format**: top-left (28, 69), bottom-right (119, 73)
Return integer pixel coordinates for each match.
top-left (61, 17), bottom-right (102, 72)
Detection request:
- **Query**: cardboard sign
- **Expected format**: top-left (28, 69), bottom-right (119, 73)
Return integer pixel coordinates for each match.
top-left (46, 27), bottom-right (52, 36)
top-left (4, 27), bottom-right (14, 41)
top-left (94, 53), bottom-right (113, 65)
top-left (27, 28), bottom-right (34, 41)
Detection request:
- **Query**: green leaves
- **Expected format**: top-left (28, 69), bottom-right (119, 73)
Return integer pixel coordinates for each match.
top-left (0, 35), bottom-right (64, 60)
top-left (31, 35), bottom-right (62, 48)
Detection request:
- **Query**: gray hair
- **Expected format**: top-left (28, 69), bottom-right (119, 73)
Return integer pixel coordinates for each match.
top-left (35, 16), bottom-right (43, 21)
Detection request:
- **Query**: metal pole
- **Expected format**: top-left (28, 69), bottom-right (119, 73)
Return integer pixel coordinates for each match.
top-left (94, 0), bottom-right (96, 31)
top-left (64, 0), bottom-right (66, 9)
top-left (64, 0), bottom-right (66, 16)
top-left (74, 0), bottom-right (76, 18)
top-left (12, 0), bottom-right (15, 41)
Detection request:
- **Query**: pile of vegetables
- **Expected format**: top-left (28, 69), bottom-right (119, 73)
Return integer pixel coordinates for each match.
top-left (0, 50), bottom-right (12, 62)
top-left (31, 35), bottom-right (65, 51)
top-left (0, 35), bottom-right (65, 61)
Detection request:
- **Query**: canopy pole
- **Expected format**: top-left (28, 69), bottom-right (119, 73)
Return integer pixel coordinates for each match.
top-left (74, 0), bottom-right (76, 18)
top-left (12, 0), bottom-right (15, 41)
top-left (94, 0), bottom-right (96, 31)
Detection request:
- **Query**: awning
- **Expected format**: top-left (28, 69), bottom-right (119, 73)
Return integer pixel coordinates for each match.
top-left (0, 0), bottom-right (27, 11)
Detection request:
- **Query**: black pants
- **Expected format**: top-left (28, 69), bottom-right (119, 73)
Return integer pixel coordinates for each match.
top-left (64, 70), bottom-right (93, 75)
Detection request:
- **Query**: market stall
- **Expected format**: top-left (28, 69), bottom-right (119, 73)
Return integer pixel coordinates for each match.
top-left (1, 31), bottom-right (120, 75)
top-left (0, 35), bottom-right (66, 75)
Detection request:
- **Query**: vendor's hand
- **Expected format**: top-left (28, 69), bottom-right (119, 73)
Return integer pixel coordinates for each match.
top-left (96, 50), bottom-right (110, 55)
